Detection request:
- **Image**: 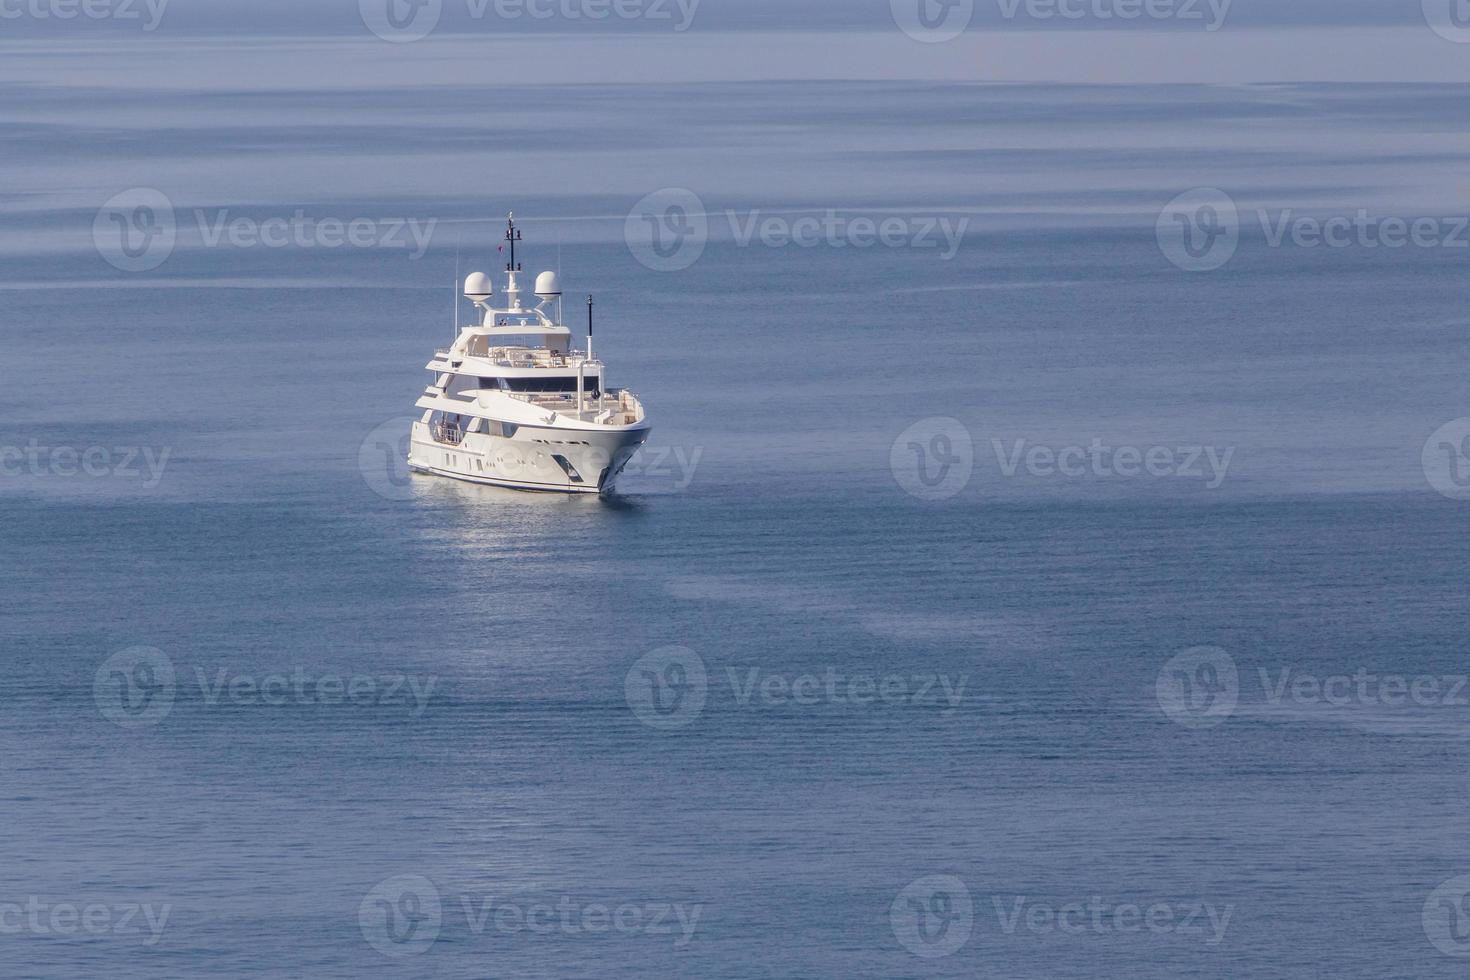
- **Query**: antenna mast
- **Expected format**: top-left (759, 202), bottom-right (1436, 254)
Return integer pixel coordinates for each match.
top-left (506, 212), bottom-right (522, 273)
top-left (504, 212), bottom-right (524, 310)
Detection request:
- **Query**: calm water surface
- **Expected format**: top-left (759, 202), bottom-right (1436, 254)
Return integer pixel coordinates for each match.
top-left (3, 35), bottom-right (1470, 979)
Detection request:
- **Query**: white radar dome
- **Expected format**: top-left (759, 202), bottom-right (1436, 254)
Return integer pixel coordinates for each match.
top-left (534, 271), bottom-right (562, 299)
top-left (464, 272), bottom-right (492, 301)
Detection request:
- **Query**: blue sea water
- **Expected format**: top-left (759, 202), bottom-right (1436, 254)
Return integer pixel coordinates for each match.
top-left (4, 31), bottom-right (1470, 980)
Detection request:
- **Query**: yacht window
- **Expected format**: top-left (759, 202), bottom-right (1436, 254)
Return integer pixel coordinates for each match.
top-left (476, 376), bottom-right (601, 394)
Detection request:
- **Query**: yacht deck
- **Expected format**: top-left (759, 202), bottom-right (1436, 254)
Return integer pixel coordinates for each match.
top-left (431, 345), bottom-right (591, 371)
top-left (508, 390), bottom-right (640, 426)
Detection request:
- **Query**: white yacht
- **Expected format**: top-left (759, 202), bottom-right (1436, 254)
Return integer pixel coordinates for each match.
top-left (408, 215), bottom-right (650, 494)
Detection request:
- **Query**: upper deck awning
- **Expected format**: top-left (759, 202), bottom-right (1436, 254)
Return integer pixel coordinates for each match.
top-left (465, 323), bottom-right (572, 337)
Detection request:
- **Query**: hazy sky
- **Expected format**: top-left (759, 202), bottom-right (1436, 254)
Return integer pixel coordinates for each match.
top-left (3, 32), bottom-right (1468, 88)
top-left (4, 0), bottom-right (1468, 85)
top-left (0, 0), bottom-right (1453, 35)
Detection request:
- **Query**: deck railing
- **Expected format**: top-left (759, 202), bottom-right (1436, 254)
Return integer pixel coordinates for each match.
top-left (434, 347), bottom-right (588, 370)
top-left (429, 421), bottom-right (465, 446)
top-left (506, 390), bottom-right (638, 425)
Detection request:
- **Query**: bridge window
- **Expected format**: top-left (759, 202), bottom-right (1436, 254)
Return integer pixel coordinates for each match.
top-left (478, 376), bottom-right (601, 394)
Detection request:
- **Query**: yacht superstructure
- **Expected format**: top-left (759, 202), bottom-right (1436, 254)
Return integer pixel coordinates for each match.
top-left (407, 215), bottom-right (650, 494)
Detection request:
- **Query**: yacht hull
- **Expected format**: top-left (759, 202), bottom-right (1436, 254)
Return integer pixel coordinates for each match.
top-left (407, 420), bottom-right (649, 495)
